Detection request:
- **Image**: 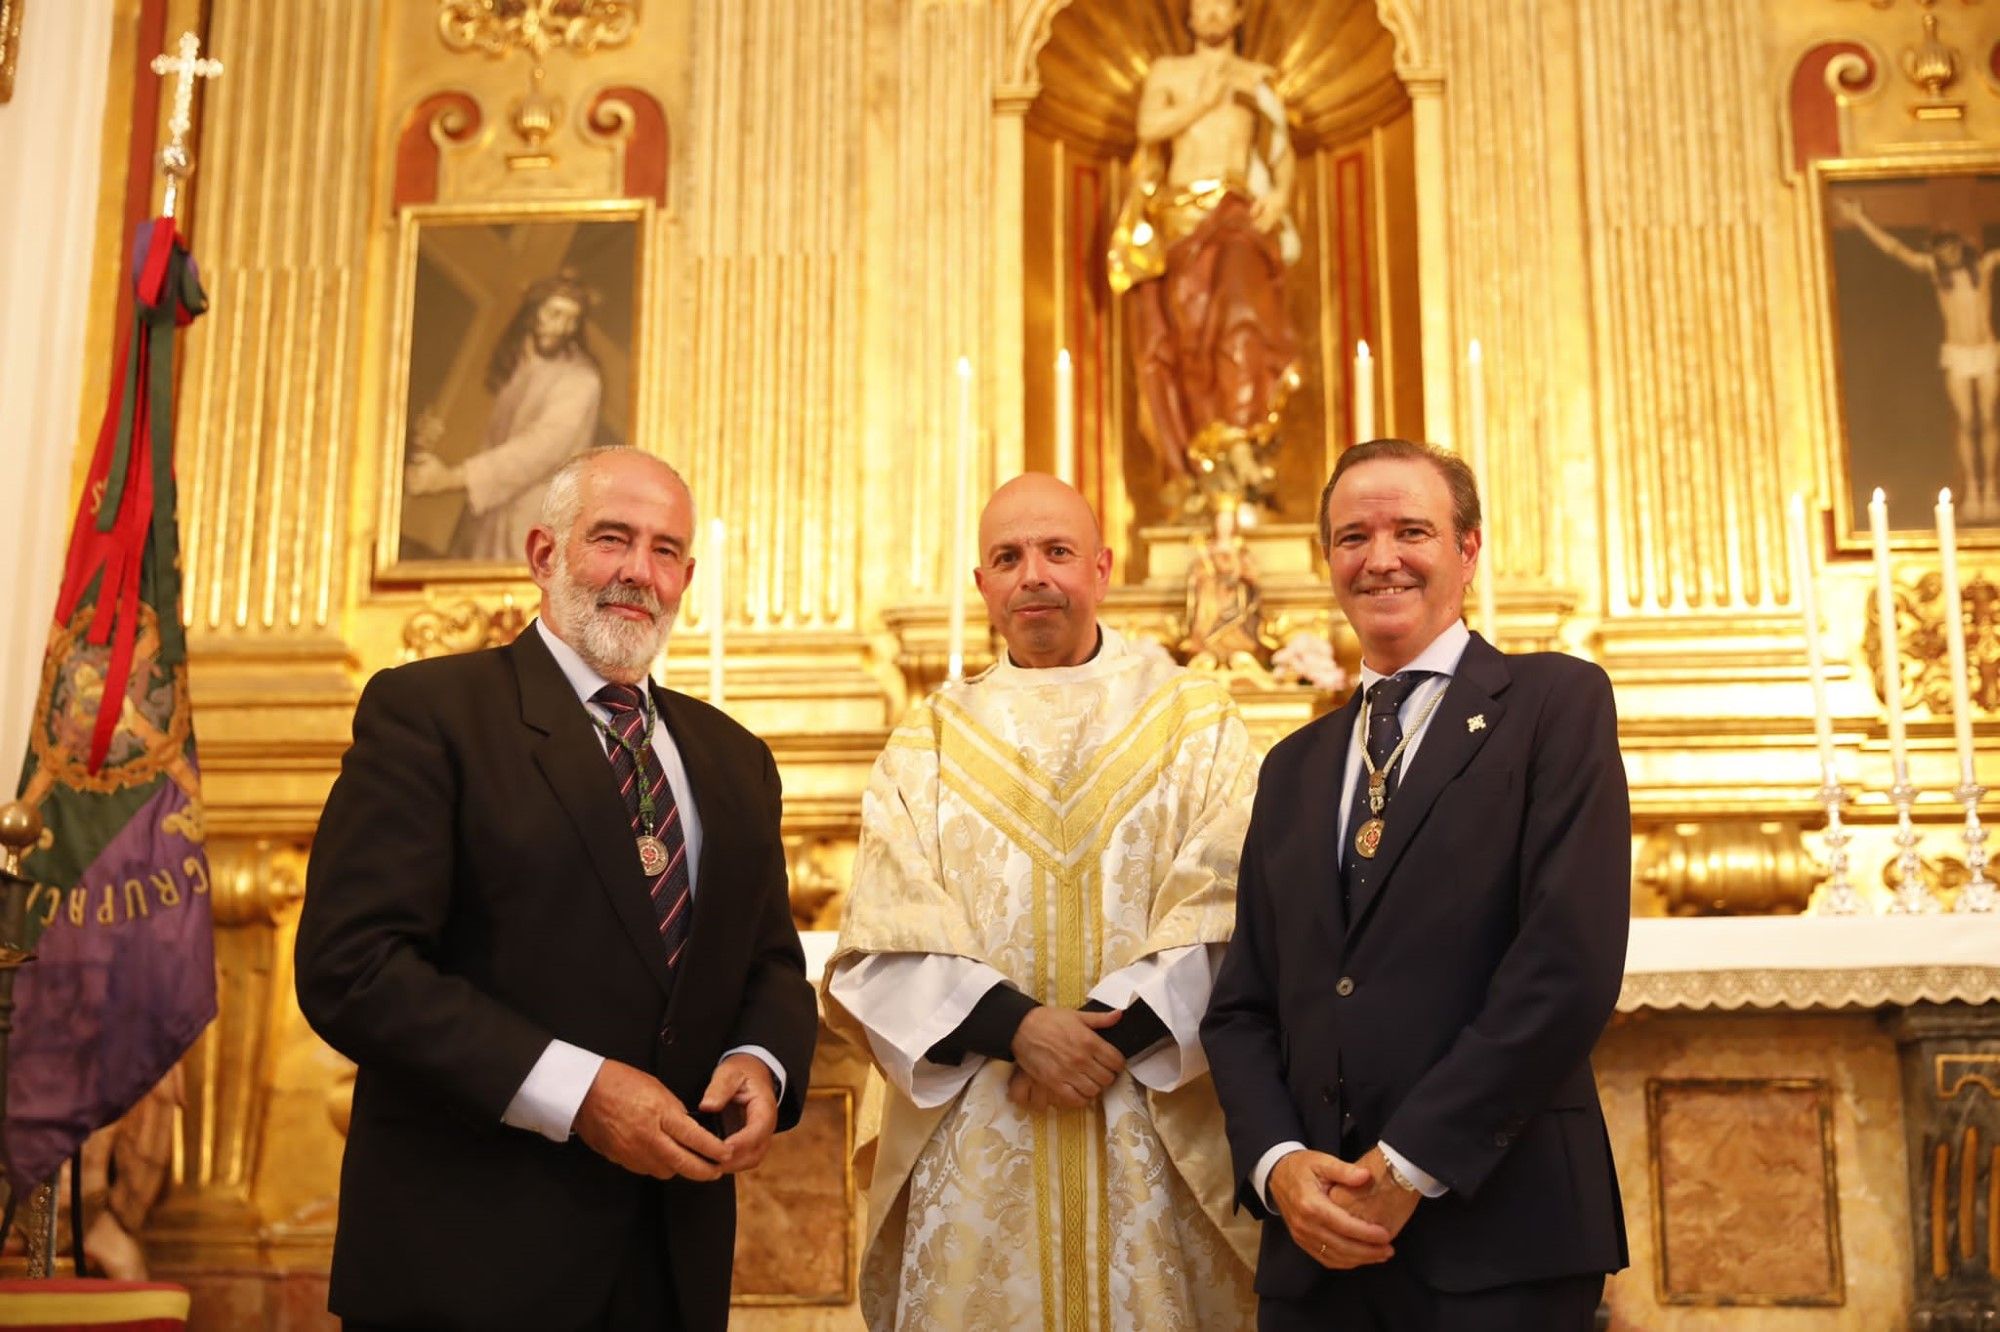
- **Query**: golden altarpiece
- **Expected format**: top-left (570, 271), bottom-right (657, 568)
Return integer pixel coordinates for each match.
top-left (19, 0), bottom-right (2000, 1326)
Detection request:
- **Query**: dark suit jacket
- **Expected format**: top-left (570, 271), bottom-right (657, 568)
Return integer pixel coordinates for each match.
top-left (295, 626), bottom-right (817, 1331)
top-left (1201, 633), bottom-right (1630, 1301)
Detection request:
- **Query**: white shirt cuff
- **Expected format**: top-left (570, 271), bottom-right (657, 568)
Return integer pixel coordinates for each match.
top-left (721, 1044), bottom-right (788, 1102)
top-left (1252, 1140), bottom-right (1307, 1212)
top-left (825, 953), bottom-right (1010, 1108)
top-left (1378, 1140), bottom-right (1448, 1198)
top-left (501, 1039), bottom-right (605, 1143)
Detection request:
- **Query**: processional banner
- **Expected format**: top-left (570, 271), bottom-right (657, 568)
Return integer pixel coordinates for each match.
top-left (8, 217), bottom-right (216, 1192)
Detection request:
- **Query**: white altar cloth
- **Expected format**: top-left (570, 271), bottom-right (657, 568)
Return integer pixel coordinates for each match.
top-left (802, 915), bottom-right (2000, 1016)
top-left (1618, 914), bottom-right (2000, 1011)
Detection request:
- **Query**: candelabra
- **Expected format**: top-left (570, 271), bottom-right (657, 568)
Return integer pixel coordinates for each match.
top-left (1953, 781), bottom-right (1999, 913)
top-left (1813, 782), bottom-right (1869, 915)
top-left (1885, 778), bottom-right (1942, 914)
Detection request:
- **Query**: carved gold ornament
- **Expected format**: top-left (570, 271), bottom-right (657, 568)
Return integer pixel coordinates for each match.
top-left (437, 1), bottom-right (638, 70)
top-left (1638, 821), bottom-right (1820, 917)
top-left (401, 595), bottom-right (530, 660)
top-left (1902, 12), bottom-right (1960, 100)
top-left (1865, 572), bottom-right (2000, 716)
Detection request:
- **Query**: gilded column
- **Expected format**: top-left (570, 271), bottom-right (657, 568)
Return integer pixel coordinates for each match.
top-left (177, 2), bottom-right (378, 644)
top-left (1381, 0), bottom-right (1575, 626)
top-left (168, 0), bottom-right (378, 825)
top-left (1436, 0), bottom-right (1568, 592)
top-left (1577, 0), bottom-right (1788, 617)
top-left (141, 0), bottom-right (379, 1259)
top-left (678, 0), bottom-right (867, 636)
top-left (145, 839), bottom-right (304, 1266)
top-left (868, 0), bottom-right (995, 609)
top-left (1377, 2), bottom-right (1456, 463)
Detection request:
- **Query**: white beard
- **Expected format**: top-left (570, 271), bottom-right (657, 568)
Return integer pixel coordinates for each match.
top-left (546, 548), bottom-right (677, 680)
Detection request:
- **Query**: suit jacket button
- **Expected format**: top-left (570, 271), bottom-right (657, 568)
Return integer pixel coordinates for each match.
top-left (1335, 976), bottom-right (1355, 997)
top-left (1494, 1130), bottom-right (1510, 1147)
top-left (660, 1024), bottom-right (676, 1047)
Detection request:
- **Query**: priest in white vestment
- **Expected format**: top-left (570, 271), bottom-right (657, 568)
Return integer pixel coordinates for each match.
top-left (825, 475), bottom-right (1260, 1330)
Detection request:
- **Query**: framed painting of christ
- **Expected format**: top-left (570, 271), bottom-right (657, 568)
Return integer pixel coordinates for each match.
top-left (1817, 158), bottom-right (2000, 550)
top-left (375, 200), bottom-right (648, 582)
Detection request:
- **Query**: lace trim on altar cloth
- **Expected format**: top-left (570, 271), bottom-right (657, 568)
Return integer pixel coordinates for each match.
top-left (1617, 964), bottom-right (2000, 1011)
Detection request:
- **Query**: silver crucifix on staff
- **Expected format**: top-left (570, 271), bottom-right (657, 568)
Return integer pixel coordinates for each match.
top-left (149, 30), bottom-right (222, 220)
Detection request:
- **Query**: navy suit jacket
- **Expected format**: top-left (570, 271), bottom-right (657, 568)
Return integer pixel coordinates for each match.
top-left (296, 627), bottom-right (816, 1331)
top-left (1201, 633), bottom-right (1630, 1299)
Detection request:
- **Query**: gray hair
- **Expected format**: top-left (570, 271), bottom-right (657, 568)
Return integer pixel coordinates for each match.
top-left (536, 447), bottom-right (694, 536)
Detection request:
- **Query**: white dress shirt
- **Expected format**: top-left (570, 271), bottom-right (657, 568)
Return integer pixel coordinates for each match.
top-left (500, 618), bottom-right (785, 1142)
top-left (1251, 618), bottom-right (1472, 1208)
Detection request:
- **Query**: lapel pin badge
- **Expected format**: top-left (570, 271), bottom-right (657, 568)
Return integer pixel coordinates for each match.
top-left (1467, 714), bottom-right (1487, 733)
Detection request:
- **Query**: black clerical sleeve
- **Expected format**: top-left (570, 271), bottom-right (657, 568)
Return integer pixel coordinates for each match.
top-left (923, 984), bottom-right (1172, 1065)
top-left (1084, 997), bottom-right (1170, 1060)
top-left (925, 982), bottom-right (1039, 1065)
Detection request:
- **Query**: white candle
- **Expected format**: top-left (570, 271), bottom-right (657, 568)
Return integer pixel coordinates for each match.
top-left (1055, 348), bottom-right (1076, 489)
top-left (707, 517), bottom-right (726, 708)
top-left (1354, 340), bottom-right (1375, 442)
top-left (1868, 488), bottom-right (1910, 782)
top-left (1937, 488), bottom-right (1977, 788)
top-left (1790, 493), bottom-right (1837, 787)
top-left (1467, 340), bottom-right (1499, 645)
top-left (947, 357), bottom-right (972, 681)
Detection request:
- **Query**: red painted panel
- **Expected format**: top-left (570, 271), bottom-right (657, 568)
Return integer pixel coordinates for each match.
top-left (393, 91), bottom-right (482, 209)
top-left (588, 85), bottom-right (671, 206)
top-left (1790, 41), bottom-right (1877, 172)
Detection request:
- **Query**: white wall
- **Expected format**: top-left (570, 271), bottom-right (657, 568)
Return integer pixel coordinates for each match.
top-left (0, 0), bottom-right (114, 783)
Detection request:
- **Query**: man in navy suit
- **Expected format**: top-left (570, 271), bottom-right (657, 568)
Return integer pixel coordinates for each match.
top-left (1202, 438), bottom-right (1630, 1330)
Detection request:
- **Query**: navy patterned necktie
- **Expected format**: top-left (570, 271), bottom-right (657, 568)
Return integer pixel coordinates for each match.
top-left (1340, 672), bottom-right (1429, 915)
top-left (593, 684), bottom-right (693, 972)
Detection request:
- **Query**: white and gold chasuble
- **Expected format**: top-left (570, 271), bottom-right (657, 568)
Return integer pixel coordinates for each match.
top-left (825, 629), bottom-right (1260, 1331)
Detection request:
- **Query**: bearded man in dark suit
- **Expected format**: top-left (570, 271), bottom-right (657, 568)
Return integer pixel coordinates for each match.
top-left (297, 446), bottom-right (816, 1331)
top-left (1202, 438), bottom-right (1630, 1330)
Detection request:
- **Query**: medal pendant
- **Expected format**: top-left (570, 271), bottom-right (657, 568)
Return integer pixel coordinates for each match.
top-left (636, 834), bottom-right (669, 876)
top-left (1354, 817), bottom-right (1385, 859)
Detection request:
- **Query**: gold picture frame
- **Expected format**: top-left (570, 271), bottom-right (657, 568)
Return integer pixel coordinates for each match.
top-left (374, 198), bottom-right (651, 583)
top-left (1812, 153), bottom-right (2000, 553)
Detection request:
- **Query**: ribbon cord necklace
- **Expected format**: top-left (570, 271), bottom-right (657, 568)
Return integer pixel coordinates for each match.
top-left (1353, 685), bottom-right (1449, 860)
top-left (596, 692), bottom-right (672, 877)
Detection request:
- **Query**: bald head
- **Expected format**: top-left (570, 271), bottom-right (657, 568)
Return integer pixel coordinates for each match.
top-left (973, 473), bottom-right (1113, 669)
top-left (977, 473), bottom-right (1102, 558)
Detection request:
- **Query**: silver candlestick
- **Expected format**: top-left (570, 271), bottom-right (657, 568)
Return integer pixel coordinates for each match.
top-left (1885, 778), bottom-right (1940, 914)
top-left (1813, 782), bottom-right (1868, 915)
top-left (1953, 781), bottom-right (1999, 913)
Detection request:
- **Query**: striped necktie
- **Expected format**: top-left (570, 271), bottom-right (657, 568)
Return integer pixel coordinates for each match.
top-left (593, 684), bottom-right (693, 972)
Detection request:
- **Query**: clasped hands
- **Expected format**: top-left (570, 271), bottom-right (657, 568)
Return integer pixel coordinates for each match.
top-left (1268, 1144), bottom-right (1421, 1271)
top-left (1004, 1005), bottom-right (1126, 1111)
top-left (573, 1053), bottom-right (778, 1182)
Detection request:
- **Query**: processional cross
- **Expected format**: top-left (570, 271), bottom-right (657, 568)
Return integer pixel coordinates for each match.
top-left (149, 30), bottom-right (222, 220)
